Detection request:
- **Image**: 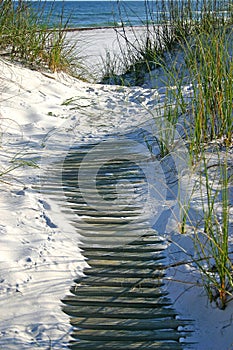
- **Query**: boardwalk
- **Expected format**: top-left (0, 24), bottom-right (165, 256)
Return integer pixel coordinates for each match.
top-left (58, 136), bottom-right (191, 349)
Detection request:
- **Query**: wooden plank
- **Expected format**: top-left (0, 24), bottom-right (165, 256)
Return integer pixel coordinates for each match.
top-left (70, 285), bottom-right (167, 298)
top-left (88, 260), bottom-right (164, 270)
top-left (62, 297), bottom-right (170, 308)
top-left (78, 217), bottom-right (147, 225)
top-left (83, 269), bottom-right (164, 279)
top-left (71, 329), bottom-right (183, 342)
top-left (69, 340), bottom-right (184, 350)
top-left (63, 305), bottom-right (177, 319)
top-left (82, 246), bottom-right (164, 253)
top-left (83, 252), bottom-right (164, 261)
top-left (70, 318), bottom-right (190, 330)
top-left (72, 222), bottom-right (150, 232)
top-left (73, 276), bottom-right (164, 288)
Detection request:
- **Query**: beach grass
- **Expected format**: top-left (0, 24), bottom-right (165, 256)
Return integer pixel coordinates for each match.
top-left (0, 0), bottom-right (80, 75)
top-left (194, 147), bottom-right (232, 309)
top-left (162, 4), bottom-right (232, 308)
top-left (101, 0), bottom-right (233, 308)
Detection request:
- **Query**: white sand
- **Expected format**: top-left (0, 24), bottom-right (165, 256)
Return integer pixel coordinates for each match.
top-left (67, 26), bottom-right (154, 79)
top-left (0, 28), bottom-right (233, 350)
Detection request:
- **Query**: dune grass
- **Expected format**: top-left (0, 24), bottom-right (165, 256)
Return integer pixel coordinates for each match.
top-left (101, 0), bottom-right (233, 308)
top-left (0, 0), bottom-right (80, 74)
top-left (101, 0), bottom-right (232, 84)
top-left (162, 7), bottom-right (232, 309)
top-left (194, 148), bottom-right (232, 309)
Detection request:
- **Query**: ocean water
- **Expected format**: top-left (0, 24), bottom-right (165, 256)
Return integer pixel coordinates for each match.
top-left (29, 1), bottom-right (151, 28)
top-left (18, 1), bottom-right (228, 29)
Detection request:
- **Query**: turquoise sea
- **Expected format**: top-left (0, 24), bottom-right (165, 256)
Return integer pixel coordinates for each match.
top-left (15, 1), bottom-right (228, 29)
top-left (28, 1), bottom-right (151, 28)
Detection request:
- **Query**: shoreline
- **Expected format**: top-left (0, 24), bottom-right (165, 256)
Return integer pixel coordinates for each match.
top-left (53, 23), bottom-right (153, 32)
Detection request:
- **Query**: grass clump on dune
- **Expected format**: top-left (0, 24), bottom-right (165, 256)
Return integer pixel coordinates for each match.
top-left (0, 0), bottom-right (80, 75)
top-left (101, 0), bottom-right (232, 85)
top-left (101, 0), bottom-right (233, 309)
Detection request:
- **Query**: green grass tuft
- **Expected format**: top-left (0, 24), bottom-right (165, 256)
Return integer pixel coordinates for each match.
top-left (0, 0), bottom-right (82, 75)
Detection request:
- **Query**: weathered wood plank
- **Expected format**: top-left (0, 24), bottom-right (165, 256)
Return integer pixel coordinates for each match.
top-left (62, 297), bottom-right (170, 308)
top-left (83, 269), bottom-right (164, 279)
top-left (70, 285), bottom-right (167, 298)
top-left (88, 260), bottom-right (164, 269)
top-left (83, 252), bottom-right (164, 261)
top-left (70, 317), bottom-right (190, 330)
top-left (72, 329), bottom-right (184, 341)
top-left (82, 245), bottom-right (164, 253)
top-left (63, 305), bottom-right (177, 319)
top-left (73, 276), bottom-right (164, 288)
top-left (68, 340), bottom-right (185, 350)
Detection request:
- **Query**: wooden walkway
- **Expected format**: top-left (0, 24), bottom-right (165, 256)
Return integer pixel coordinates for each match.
top-left (62, 236), bottom-right (191, 349)
top-left (59, 139), bottom-right (192, 350)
